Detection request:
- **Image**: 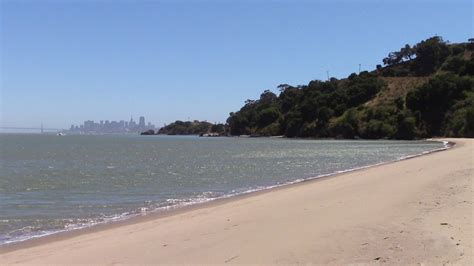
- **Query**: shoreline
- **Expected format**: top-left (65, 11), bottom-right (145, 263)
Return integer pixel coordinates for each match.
top-left (1, 138), bottom-right (471, 264)
top-left (0, 139), bottom-right (454, 253)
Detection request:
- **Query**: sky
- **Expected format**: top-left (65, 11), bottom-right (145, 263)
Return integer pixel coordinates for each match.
top-left (1, 0), bottom-right (472, 129)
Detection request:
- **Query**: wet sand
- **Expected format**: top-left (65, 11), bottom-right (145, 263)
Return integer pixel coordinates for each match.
top-left (1, 138), bottom-right (472, 264)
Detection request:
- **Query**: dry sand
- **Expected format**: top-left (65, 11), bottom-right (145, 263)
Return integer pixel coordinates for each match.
top-left (0, 138), bottom-right (472, 264)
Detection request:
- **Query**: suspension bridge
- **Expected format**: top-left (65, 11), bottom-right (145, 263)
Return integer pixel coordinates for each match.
top-left (0, 125), bottom-right (64, 133)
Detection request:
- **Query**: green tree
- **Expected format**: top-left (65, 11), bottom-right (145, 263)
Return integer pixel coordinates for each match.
top-left (395, 112), bottom-right (416, 139)
top-left (464, 106), bottom-right (474, 137)
top-left (329, 109), bottom-right (359, 138)
top-left (406, 74), bottom-right (472, 135)
top-left (257, 107), bottom-right (281, 128)
top-left (411, 36), bottom-right (450, 75)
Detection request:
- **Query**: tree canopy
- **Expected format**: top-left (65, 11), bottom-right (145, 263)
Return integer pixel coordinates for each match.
top-left (227, 36), bottom-right (474, 139)
top-left (157, 120), bottom-right (227, 135)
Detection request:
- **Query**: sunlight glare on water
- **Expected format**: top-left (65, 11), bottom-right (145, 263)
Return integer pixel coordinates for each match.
top-left (0, 134), bottom-right (445, 244)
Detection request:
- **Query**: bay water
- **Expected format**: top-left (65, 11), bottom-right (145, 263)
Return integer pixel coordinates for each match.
top-left (0, 134), bottom-right (446, 245)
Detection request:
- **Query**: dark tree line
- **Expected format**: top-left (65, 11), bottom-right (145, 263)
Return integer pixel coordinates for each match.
top-left (157, 120), bottom-right (226, 135)
top-left (383, 44), bottom-right (416, 66)
top-left (380, 36), bottom-right (452, 76)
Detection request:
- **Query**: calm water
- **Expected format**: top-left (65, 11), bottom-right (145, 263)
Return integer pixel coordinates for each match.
top-left (0, 134), bottom-right (446, 245)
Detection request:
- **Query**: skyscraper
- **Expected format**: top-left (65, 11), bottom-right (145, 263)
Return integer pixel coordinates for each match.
top-left (68, 115), bottom-right (155, 133)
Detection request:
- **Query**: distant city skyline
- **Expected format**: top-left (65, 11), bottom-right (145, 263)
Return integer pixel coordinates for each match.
top-left (68, 116), bottom-right (156, 134)
top-left (1, 0), bottom-right (472, 129)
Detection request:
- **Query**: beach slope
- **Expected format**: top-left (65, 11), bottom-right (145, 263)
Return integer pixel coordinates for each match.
top-left (1, 138), bottom-right (472, 264)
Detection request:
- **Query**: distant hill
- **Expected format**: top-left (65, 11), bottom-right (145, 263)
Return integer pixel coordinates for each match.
top-left (227, 36), bottom-right (474, 139)
top-left (157, 120), bottom-right (226, 135)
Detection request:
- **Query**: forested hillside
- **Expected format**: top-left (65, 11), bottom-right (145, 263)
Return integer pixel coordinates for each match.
top-left (227, 36), bottom-right (474, 139)
top-left (158, 120), bottom-right (226, 135)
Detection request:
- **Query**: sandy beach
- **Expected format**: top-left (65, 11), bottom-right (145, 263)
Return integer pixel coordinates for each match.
top-left (0, 138), bottom-right (472, 264)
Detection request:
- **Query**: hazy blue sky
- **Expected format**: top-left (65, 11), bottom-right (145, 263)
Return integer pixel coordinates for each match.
top-left (1, 0), bottom-right (472, 129)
